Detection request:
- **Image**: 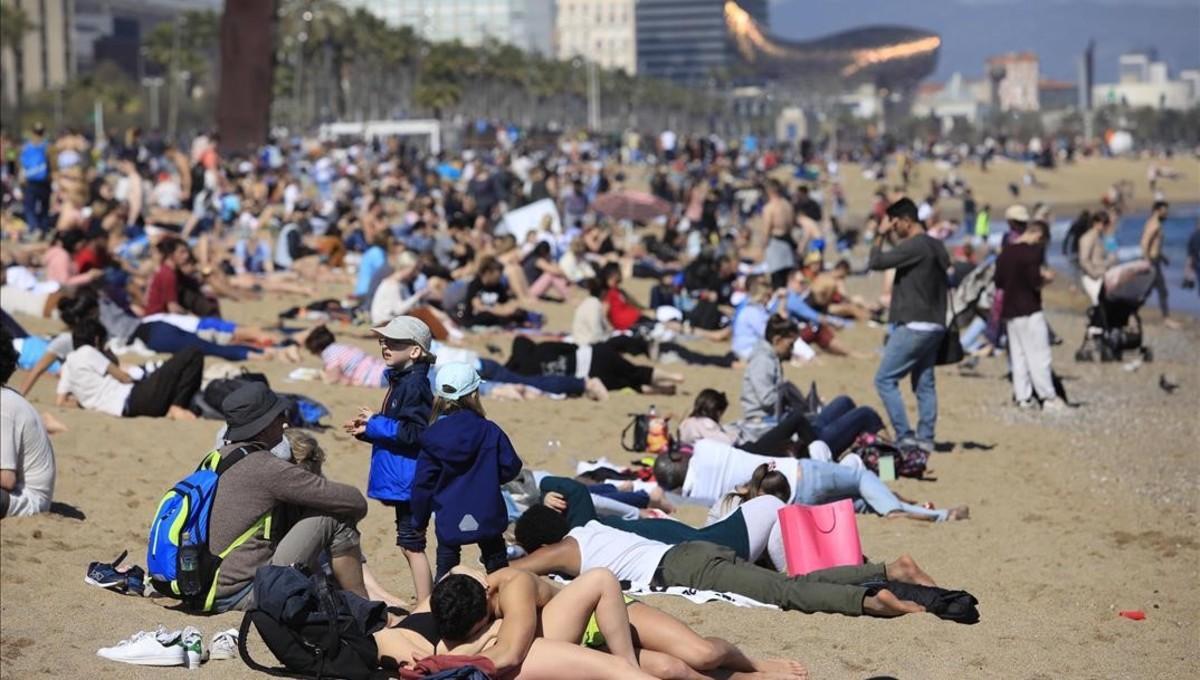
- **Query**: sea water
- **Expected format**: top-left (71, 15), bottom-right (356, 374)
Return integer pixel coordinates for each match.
top-left (983, 204), bottom-right (1200, 318)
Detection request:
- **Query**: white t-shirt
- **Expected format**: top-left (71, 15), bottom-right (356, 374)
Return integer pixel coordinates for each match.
top-left (567, 520), bottom-right (671, 585)
top-left (1, 387), bottom-right (56, 516)
top-left (57, 345), bottom-right (133, 417)
top-left (683, 440), bottom-right (800, 505)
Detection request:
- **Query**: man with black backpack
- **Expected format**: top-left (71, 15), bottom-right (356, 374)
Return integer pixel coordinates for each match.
top-left (178, 383), bottom-right (368, 613)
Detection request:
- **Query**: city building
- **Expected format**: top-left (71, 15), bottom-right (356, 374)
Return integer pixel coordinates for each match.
top-left (636, 0), bottom-right (769, 83)
top-left (911, 73), bottom-right (984, 128)
top-left (1, 0), bottom-right (74, 106)
top-left (346, 0), bottom-right (555, 56)
top-left (555, 0), bottom-right (636, 74)
top-left (1094, 52), bottom-right (1198, 110)
top-left (1037, 79), bottom-right (1077, 111)
top-left (986, 52), bottom-right (1039, 112)
top-left (73, 0), bottom-right (221, 78)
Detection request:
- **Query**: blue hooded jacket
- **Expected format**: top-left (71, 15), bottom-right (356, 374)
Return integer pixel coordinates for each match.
top-left (411, 410), bottom-right (523, 545)
top-left (360, 363), bottom-right (433, 501)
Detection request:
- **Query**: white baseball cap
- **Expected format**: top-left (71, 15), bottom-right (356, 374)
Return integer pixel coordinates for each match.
top-left (433, 362), bottom-right (482, 400)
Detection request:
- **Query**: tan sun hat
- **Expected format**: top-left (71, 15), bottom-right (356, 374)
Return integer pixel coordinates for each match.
top-left (371, 316), bottom-right (432, 352)
top-left (1004, 204), bottom-right (1030, 222)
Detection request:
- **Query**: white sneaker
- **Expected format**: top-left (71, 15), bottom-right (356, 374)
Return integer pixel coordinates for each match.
top-left (209, 628), bottom-right (239, 661)
top-left (1016, 399), bottom-right (1039, 410)
top-left (181, 626), bottom-right (205, 668)
top-left (97, 627), bottom-right (186, 666)
top-left (1042, 399), bottom-right (1067, 414)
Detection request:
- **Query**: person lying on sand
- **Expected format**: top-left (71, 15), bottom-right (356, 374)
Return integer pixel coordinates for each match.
top-left (510, 508), bottom-right (937, 618)
top-left (655, 439), bottom-right (968, 523)
top-left (374, 567), bottom-right (808, 680)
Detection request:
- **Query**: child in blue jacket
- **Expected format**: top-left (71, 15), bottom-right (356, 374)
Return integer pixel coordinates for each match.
top-left (344, 316), bottom-right (435, 601)
top-left (411, 362), bottom-right (523, 580)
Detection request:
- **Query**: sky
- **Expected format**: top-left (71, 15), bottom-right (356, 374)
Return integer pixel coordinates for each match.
top-left (767, 0), bottom-right (1200, 84)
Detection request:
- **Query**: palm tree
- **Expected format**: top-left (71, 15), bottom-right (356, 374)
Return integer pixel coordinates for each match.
top-left (1, 3), bottom-right (37, 132)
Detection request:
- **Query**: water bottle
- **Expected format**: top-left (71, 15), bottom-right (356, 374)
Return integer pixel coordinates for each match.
top-left (648, 404), bottom-right (657, 418)
top-left (544, 439), bottom-right (561, 458)
top-left (178, 531), bottom-right (202, 597)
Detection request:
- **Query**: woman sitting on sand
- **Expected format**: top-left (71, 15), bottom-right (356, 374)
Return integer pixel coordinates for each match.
top-left (374, 567), bottom-right (809, 680)
top-left (680, 387), bottom-right (885, 458)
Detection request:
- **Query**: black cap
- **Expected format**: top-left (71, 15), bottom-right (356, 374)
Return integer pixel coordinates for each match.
top-left (222, 383), bottom-right (289, 442)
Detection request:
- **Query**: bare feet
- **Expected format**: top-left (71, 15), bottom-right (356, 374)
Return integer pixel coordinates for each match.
top-left (885, 554), bottom-right (937, 587)
top-left (40, 411), bottom-right (68, 434)
top-left (754, 657), bottom-right (810, 679)
top-left (489, 384), bottom-right (526, 400)
top-left (863, 589), bottom-right (925, 617)
top-left (947, 505), bottom-right (970, 521)
top-left (1164, 318), bottom-right (1182, 330)
top-left (166, 405), bottom-right (198, 421)
top-left (584, 377), bottom-right (609, 401)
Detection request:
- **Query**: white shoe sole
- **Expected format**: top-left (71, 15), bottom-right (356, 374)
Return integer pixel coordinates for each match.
top-left (84, 576), bottom-right (123, 589)
top-left (97, 650), bottom-right (185, 666)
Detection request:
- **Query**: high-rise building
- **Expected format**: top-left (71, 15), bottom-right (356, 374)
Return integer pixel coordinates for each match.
top-left (345, 0), bottom-right (556, 56)
top-left (555, 0), bottom-right (636, 73)
top-left (73, 0), bottom-right (222, 78)
top-left (636, 0), bottom-right (768, 83)
top-left (1, 0), bottom-right (74, 106)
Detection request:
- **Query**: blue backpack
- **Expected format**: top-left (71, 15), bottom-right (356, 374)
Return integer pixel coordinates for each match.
top-left (147, 443), bottom-right (268, 611)
top-left (19, 142), bottom-right (49, 181)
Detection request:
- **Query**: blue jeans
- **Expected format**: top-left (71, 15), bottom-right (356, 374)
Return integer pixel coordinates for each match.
top-left (135, 321), bottom-right (259, 362)
top-left (22, 181), bottom-right (51, 235)
top-left (959, 316), bottom-right (989, 353)
top-left (478, 358), bottom-right (585, 396)
top-left (794, 459), bottom-right (946, 521)
top-left (435, 534), bottom-right (508, 582)
top-left (874, 326), bottom-right (943, 444)
top-left (812, 396), bottom-right (885, 456)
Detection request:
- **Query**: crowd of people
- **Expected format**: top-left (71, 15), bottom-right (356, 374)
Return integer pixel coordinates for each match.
top-left (0, 119), bottom-right (1188, 678)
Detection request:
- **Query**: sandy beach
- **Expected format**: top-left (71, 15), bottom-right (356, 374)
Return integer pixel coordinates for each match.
top-left (2, 158), bottom-right (1198, 679)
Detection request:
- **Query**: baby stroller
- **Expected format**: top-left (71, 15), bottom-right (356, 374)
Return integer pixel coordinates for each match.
top-left (1075, 260), bottom-right (1155, 363)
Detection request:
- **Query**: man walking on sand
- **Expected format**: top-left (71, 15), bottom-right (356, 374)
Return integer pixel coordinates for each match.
top-left (1140, 201), bottom-right (1180, 329)
top-left (869, 198), bottom-right (949, 453)
top-left (994, 221), bottom-right (1065, 412)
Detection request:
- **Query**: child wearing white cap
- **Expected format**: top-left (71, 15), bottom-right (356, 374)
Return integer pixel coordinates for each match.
top-left (410, 362), bottom-right (524, 581)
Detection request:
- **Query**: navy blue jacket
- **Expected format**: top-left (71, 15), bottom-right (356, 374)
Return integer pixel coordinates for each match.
top-left (360, 363), bottom-right (433, 501)
top-left (411, 410), bottom-right (523, 545)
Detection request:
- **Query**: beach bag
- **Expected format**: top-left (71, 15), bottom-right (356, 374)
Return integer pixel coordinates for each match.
top-left (849, 434), bottom-right (929, 480)
top-left (146, 443), bottom-right (267, 611)
top-left (777, 500), bottom-right (863, 576)
top-left (238, 565), bottom-right (390, 679)
top-left (621, 413), bottom-right (671, 453)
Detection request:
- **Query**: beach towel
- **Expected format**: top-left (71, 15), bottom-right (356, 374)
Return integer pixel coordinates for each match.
top-left (549, 575), bottom-right (777, 610)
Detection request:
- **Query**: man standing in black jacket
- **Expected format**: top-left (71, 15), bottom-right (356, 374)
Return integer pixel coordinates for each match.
top-left (869, 198), bottom-right (950, 452)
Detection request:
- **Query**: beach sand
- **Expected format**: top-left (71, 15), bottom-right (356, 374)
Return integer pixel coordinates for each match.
top-left (2, 158), bottom-right (1198, 679)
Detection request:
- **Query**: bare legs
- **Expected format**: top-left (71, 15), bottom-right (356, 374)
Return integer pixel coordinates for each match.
top-left (540, 569), bottom-right (642, 671)
top-left (627, 603), bottom-right (808, 679)
top-left (405, 548), bottom-right (433, 604)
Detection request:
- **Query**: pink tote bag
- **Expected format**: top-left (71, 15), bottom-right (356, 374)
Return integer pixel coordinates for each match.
top-left (778, 500), bottom-right (863, 577)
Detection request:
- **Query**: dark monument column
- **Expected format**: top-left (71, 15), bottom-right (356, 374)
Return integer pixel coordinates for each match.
top-left (217, 0), bottom-right (276, 152)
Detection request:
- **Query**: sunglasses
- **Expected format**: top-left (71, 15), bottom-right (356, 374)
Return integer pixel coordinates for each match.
top-left (378, 338), bottom-right (414, 349)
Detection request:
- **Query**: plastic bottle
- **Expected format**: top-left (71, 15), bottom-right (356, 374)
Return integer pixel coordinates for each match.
top-left (177, 531), bottom-right (201, 597)
top-left (648, 404), bottom-right (657, 418)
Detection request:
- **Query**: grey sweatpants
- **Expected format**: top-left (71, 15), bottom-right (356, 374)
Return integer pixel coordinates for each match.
top-left (227, 514), bottom-right (360, 612)
top-left (659, 542), bottom-right (885, 616)
top-left (1006, 311), bottom-right (1056, 403)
